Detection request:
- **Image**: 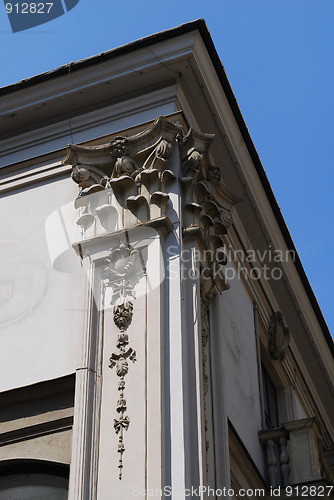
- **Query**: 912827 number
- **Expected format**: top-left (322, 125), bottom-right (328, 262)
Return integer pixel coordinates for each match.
top-left (285, 485), bottom-right (333, 497)
top-left (5, 3), bottom-right (53, 14)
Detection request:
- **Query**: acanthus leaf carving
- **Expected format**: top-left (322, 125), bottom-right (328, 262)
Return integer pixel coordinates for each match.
top-left (66, 118), bottom-right (239, 298)
top-left (64, 117), bottom-right (181, 234)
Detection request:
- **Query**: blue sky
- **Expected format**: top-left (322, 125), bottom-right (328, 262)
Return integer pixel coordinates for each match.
top-left (1, 0), bottom-right (333, 335)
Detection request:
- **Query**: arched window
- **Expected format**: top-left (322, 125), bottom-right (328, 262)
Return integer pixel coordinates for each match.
top-left (0, 460), bottom-right (69, 500)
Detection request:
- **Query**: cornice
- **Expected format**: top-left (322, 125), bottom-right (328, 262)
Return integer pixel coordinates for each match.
top-left (0, 86), bottom-right (180, 169)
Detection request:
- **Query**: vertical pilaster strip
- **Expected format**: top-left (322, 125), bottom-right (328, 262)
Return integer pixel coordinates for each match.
top-left (68, 258), bottom-right (103, 500)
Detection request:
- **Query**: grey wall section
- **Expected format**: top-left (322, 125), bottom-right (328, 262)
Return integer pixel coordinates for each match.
top-left (219, 262), bottom-right (265, 474)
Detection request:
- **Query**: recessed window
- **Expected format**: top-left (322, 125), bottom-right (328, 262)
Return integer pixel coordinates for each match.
top-left (261, 364), bottom-right (279, 429)
top-left (0, 461), bottom-right (69, 500)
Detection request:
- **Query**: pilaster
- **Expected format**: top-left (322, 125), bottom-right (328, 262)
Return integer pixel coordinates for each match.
top-left (64, 116), bottom-right (239, 499)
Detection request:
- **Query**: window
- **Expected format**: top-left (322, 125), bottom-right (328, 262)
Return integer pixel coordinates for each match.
top-left (0, 460), bottom-right (69, 500)
top-left (261, 364), bottom-right (279, 429)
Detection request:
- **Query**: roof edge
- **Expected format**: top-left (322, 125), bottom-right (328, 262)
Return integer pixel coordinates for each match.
top-left (195, 22), bottom-right (333, 356)
top-left (0, 19), bottom-right (206, 96)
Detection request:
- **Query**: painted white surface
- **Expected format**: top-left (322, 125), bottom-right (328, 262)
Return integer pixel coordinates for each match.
top-left (96, 233), bottom-right (165, 499)
top-left (165, 231), bottom-right (186, 499)
top-left (219, 261), bottom-right (265, 474)
top-left (0, 176), bottom-right (85, 391)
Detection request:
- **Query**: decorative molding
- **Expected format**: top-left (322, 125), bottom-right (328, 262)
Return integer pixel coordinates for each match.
top-left (66, 115), bottom-right (240, 295)
top-left (268, 311), bottom-right (290, 360)
top-left (0, 416), bottom-right (73, 448)
top-left (103, 242), bottom-right (144, 479)
top-left (65, 115), bottom-right (241, 482)
top-left (180, 128), bottom-right (240, 295)
top-left (64, 117), bottom-right (183, 240)
top-left (64, 115), bottom-right (180, 185)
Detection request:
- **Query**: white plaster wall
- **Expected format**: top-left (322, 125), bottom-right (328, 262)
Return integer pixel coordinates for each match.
top-left (0, 176), bottom-right (86, 392)
top-left (219, 262), bottom-right (265, 473)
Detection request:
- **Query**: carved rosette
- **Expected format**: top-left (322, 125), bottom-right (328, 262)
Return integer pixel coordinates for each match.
top-left (104, 243), bottom-right (144, 479)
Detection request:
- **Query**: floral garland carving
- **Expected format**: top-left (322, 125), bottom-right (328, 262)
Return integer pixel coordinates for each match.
top-left (104, 242), bottom-right (143, 479)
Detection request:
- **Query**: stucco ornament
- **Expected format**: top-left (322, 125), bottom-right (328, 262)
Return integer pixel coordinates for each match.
top-left (65, 116), bottom-right (240, 480)
top-left (268, 311), bottom-right (290, 360)
top-left (63, 117), bottom-right (181, 238)
top-left (104, 242), bottom-right (144, 479)
top-left (110, 137), bottom-right (139, 178)
top-left (65, 118), bottom-right (239, 297)
top-left (180, 128), bottom-right (240, 295)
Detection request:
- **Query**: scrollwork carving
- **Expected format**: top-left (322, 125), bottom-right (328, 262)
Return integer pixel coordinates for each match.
top-left (71, 165), bottom-right (90, 184)
top-left (155, 139), bottom-right (173, 161)
top-left (180, 128), bottom-right (240, 294)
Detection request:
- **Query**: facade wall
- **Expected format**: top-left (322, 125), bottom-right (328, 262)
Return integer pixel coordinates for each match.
top-left (0, 178), bottom-right (83, 392)
top-left (219, 262), bottom-right (264, 473)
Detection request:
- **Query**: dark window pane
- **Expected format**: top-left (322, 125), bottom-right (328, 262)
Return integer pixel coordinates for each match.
top-left (0, 473), bottom-right (68, 500)
top-left (261, 363), bottom-right (278, 429)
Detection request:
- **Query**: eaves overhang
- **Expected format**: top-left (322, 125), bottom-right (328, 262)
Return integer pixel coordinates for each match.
top-left (0, 19), bottom-right (332, 356)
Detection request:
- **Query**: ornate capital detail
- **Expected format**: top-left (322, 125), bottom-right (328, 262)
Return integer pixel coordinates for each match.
top-left (103, 241), bottom-right (145, 479)
top-left (268, 311), bottom-right (290, 360)
top-left (65, 118), bottom-right (239, 265)
top-left (64, 117), bottom-right (181, 237)
top-left (64, 117), bottom-right (180, 184)
top-left (180, 129), bottom-right (240, 294)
